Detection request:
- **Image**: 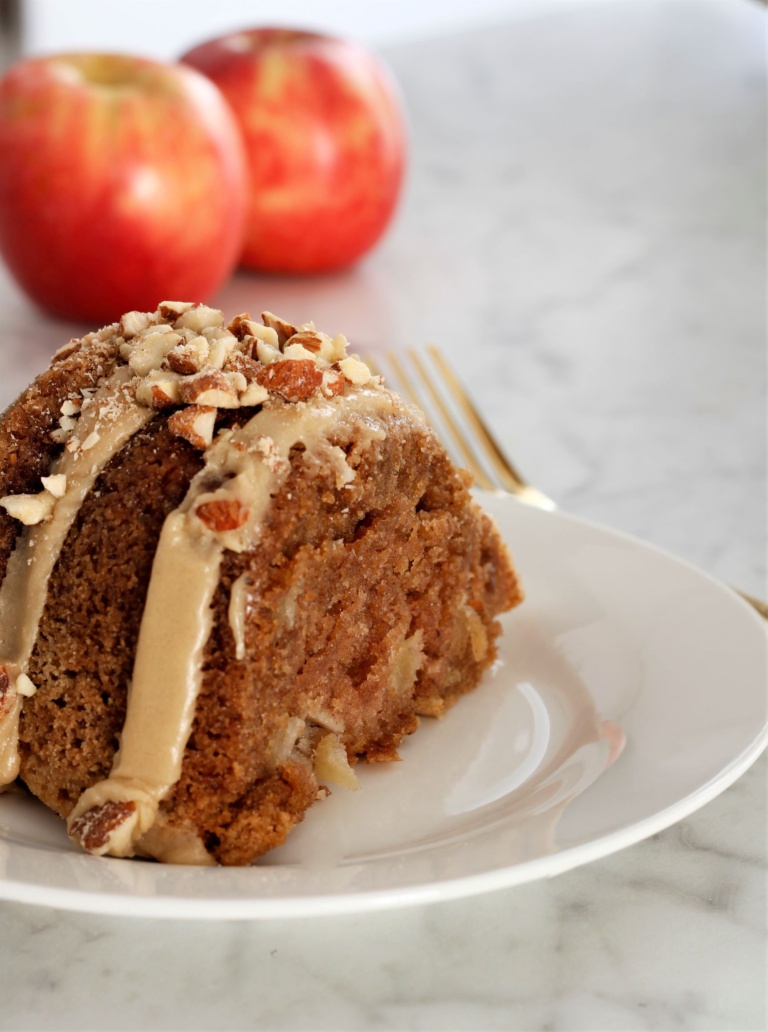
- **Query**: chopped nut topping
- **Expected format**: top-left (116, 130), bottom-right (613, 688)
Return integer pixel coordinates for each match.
top-left (178, 369), bottom-right (240, 408)
top-left (175, 304), bottom-right (224, 333)
top-left (321, 370), bottom-right (346, 398)
top-left (158, 300), bottom-right (194, 320)
top-left (338, 356), bottom-right (373, 386)
top-left (16, 673), bottom-right (37, 698)
top-left (0, 491), bottom-right (56, 525)
top-left (283, 341), bottom-right (321, 362)
top-left (135, 372), bottom-right (183, 410)
top-left (80, 305), bottom-right (383, 460)
top-left (284, 330), bottom-right (327, 353)
top-left (168, 405), bottom-right (217, 450)
top-left (226, 312), bottom-right (252, 339)
top-left (241, 323), bottom-right (280, 353)
top-left (52, 338), bottom-right (80, 362)
top-left (223, 352), bottom-right (261, 382)
top-left (261, 311), bottom-right (297, 345)
top-left (207, 333), bottom-right (237, 370)
top-left (81, 430), bottom-right (101, 452)
top-left (255, 359), bottom-right (323, 402)
top-left (324, 334), bottom-right (349, 364)
top-left (127, 327), bottom-right (181, 377)
top-left (119, 310), bottom-right (153, 338)
top-left (41, 473), bottom-right (67, 498)
top-left (50, 413), bottom-right (79, 444)
top-left (254, 339), bottom-right (282, 366)
top-left (195, 497), bottom-right (250, 531)
top-left (239, 382), bottom-right (269, 407)
top-left (165, 337), bottom-right (210, 375)
top-left (69, 800), bottom-right (137, 854)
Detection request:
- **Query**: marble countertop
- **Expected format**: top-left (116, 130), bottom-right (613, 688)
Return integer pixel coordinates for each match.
top-left (0, 1), bottom-right (765, 1029)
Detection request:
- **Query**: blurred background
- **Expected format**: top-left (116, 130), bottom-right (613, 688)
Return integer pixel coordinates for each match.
top-left (4, 0), bottom-right (592, 60)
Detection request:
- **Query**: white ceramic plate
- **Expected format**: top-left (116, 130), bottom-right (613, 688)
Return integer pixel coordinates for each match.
top-left (0, 495), bottom-right (765, 919)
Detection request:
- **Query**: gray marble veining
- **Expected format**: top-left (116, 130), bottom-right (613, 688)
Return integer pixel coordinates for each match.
top-left (0, 2), bottom-right (765, 1030)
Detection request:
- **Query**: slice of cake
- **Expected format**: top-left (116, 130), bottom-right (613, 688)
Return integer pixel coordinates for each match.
top-left (0, 304), bottom-right (522, 865)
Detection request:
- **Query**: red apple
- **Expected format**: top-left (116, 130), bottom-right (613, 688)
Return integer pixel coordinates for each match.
top-left (181, 28), bottom-right (406, 274)
top-left (0, 53), bottom-right (247, 323)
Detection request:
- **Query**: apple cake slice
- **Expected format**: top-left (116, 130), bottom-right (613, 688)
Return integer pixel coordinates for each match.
top-left (0, 304), bottom-right (522, 865)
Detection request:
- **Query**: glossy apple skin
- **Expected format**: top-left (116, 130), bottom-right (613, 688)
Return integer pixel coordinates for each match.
top-left (182, 29), bottom-right (406, 274)
top-left (0, 54), bottom-right (247, 323)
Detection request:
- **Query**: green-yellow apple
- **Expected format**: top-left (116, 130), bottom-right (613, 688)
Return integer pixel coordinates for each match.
top-left (181, 28), bottom-right (406, 274)
top-left (0, 53), bottom-right (247, 323)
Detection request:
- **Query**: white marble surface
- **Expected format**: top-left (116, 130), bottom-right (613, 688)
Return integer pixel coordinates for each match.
top-left (0, 1), bottom-right (765, 1029)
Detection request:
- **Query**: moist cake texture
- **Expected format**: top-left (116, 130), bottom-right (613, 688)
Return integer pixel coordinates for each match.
top-left (0, 304), bottom-right (522, 865)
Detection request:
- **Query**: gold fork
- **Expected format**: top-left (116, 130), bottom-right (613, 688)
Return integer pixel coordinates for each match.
top-left (368, 345), bottom-right (768, 622)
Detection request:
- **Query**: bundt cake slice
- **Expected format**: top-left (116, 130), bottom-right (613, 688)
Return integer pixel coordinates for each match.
top-left (0, 304), bottom-right (522, 866)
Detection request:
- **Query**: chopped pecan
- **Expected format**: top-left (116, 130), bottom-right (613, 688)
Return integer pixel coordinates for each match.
top-left (195, 498), bottom-right (250, 531)
top-left (255, 359), bottom-right (323, 402)
top-left (69, 800), bottom-right (137, 853)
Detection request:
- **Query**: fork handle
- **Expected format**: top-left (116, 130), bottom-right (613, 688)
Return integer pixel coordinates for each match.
top-left (738, 590), bottom-right (768, 621)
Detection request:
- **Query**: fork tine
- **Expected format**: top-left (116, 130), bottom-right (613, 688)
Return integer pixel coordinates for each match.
top-left (367, 347), bottom-right (557, 509)
top-left (425, 345), bottom-right (557, 510)
top-left (368, 351), bottom-right (497, 491)
top-left (400, 350), bottom-right (497, 492)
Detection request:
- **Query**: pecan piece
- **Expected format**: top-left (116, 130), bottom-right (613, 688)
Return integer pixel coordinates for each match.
top-left (69, 800), bottom-right (137, 854)
top-left (255, 359), bottom-right (323, 402)
top-left (196, 498), bottom-right (250, 531)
